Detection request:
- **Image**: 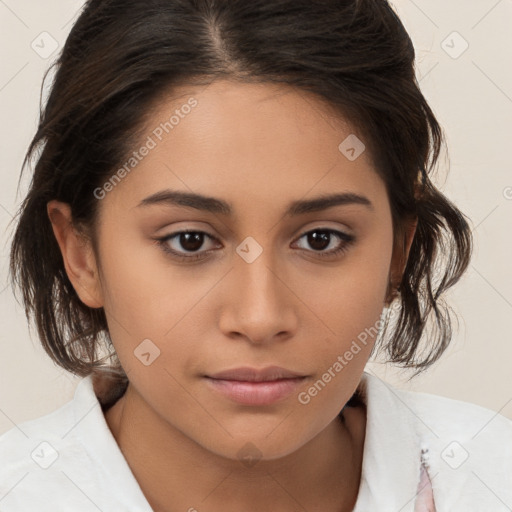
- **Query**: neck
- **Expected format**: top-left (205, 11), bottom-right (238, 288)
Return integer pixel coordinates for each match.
top-left (104, 384), bottom-right (366, 512)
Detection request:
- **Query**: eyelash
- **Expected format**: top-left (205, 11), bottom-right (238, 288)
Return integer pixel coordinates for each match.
top-left (154, 228), bottom-right (356, 262)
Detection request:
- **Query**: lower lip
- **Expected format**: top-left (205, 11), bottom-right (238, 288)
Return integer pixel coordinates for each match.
top-left (205, 377), bottom-right (306, 406)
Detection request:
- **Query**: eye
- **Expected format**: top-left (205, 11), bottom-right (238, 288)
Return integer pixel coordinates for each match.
top-left (154, 227), bottom-right (356, 263)
top-left (293, 228), bottom-right (355, 258)
top-left (155, 230), bottom-right (221, 261)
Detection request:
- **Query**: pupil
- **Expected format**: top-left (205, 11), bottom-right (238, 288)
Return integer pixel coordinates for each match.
top-left (309, 231), bottom-right (330, 251)
top-left (181, 232), bottom-right (203, 251)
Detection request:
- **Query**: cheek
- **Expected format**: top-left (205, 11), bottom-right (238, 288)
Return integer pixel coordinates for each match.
top-left (97, 233), bottom-right (224, 384)
top-left (292, 230), bottom-right (392, 383)
top-left (293, 282), bottom-right (383, 425)
top-left (300, 233), bottom-right (392, 339)
top-left (97, 228), bottom-right (198, 329)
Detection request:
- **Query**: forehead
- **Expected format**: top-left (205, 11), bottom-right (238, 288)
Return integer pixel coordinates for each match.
top-left (101, 79), bottom-right (386, 216)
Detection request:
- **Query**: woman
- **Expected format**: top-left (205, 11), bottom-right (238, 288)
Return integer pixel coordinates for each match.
top-left (2, 0), bottom-right (511, 510)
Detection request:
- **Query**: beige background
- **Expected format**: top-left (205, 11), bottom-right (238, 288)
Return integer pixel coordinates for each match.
top-left (0, 0), bottom-right (511, 436)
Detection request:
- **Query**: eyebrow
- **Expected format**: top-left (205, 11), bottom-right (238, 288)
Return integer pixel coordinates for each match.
top-left (136, 189), bottom-right (374, 216)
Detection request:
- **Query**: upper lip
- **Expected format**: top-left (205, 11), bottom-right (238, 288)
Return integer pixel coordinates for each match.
top-left (207, 366), bottom-right (305, 382)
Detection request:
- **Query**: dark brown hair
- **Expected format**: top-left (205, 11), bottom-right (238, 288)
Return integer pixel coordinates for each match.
top-left (8, 0), bottom-right (472, 405)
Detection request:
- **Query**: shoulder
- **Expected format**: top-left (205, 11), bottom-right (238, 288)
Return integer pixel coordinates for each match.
top-left (0, 398), bottom-right (77, 485)
top-left (362, 371), bottom-right (512, 442)
top-left (395, 383), bottom-right (512, 443)
top-left (361, 371), bottom-right (512, 509)
top-left (0, 398), bottom-right (77, 470)
top-left (0, 378), bottom-right (102, 510)
top-left (395, 383), bottom-right (512, 481)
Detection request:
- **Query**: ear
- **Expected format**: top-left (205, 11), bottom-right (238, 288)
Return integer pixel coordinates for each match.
top-left (385, 216), bottom-right (418, 305)
top-left (47, 200), bottom-right (104, 309)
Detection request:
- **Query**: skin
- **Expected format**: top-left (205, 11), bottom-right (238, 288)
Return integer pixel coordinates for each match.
top-left (47, 79), bottom-right (417, 512)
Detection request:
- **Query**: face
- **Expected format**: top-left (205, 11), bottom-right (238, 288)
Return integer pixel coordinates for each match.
top-left (50, 79), bottom-right (412, 462)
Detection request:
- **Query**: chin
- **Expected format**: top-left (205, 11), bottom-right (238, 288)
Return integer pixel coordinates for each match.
top-left (199, 431), bottom-right (310, 466)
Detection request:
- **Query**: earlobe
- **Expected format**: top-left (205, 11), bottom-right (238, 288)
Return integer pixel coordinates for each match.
top-left (385, 217), bottom-right (418, 305)
top-left (403, 217), bottom-right (418, 262)
top-left (47, 200), bottom-right (104, 309)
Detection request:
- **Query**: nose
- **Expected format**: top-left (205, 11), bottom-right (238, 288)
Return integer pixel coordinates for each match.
top-left (218, 248), bottom-right (298, 345)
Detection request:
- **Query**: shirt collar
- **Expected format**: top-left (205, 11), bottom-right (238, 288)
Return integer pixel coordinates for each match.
top-left (72, 374), bottom-right (153, 510)
top-left (352, 370), bottom-right (423, 512)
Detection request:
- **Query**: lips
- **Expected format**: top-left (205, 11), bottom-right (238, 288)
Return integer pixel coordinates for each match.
top-left (204, 366), bottom-right (307, 406)
top-left (206, 365), bottom-right (305, 382)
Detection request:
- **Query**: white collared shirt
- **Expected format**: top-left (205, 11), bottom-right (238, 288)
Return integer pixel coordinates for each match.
top-left (352, 371), bottom-right (512, 511)
top-left (1, 371), bottom-right (511, 511)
